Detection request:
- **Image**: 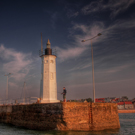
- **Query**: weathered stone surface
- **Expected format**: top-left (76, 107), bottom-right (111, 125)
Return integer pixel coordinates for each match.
top-left (0, 102), bottom-right (120, 131)
top-left (91, 103), bottom-right (120, 130)
top-left (118, 109), bottom-right (135, 113)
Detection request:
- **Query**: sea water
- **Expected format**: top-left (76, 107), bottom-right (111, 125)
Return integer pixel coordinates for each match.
top-left (0, 113), bottom-right (135, 135)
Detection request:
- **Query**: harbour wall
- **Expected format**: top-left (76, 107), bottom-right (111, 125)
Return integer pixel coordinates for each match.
top-left (0, 102), bottom-right (120, 131)
top-left (118, 109), bottom-right (135, 113)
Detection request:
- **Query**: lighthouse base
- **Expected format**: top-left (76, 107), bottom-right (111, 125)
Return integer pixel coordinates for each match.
top-left (40, 99), bottom-right (60, 103)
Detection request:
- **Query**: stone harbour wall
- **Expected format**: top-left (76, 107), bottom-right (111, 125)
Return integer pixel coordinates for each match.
top-left (118, 109), bottom-right (135, 113)
top-left (0, 102), bottom-right (120, 131)
top-left (91, 103), bottom-right (120, 130)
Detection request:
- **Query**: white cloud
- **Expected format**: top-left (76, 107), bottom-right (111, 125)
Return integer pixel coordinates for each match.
top-left (68, 63), bottom-right (92, 72)
top-left (81, 0), bottom-right (135, 18)
top-left (0, 45), bottom-right (34, 81)
top-left (56, 46), bottom-right (86, 62)
top-left (55, 15), bottom-right (135, 62)
top-left (71, 22), bottom-right (104, 34)
top-left (56, 22), bottom-right (104, 62)
top-left (97, 64), bottom-right (133, 74)
top-left (108, 19), bottom-right (135, 30)
top-left (70, 22), bottom-right (104, 43)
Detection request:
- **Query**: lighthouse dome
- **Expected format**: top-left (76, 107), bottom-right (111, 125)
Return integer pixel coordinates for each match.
top-left (45, 39), bottom-right (52, 55)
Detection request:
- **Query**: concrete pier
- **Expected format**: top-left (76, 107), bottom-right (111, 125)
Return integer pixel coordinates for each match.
top-left (0, 102), bottom-right (120, 131)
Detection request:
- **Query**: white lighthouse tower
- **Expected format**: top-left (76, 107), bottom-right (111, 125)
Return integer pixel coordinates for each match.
top-left (40, 38), bottom-right (59, 103)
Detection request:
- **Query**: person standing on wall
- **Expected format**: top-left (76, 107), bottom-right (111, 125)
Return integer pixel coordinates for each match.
top-left (61, 87), bottom-right (67, 102)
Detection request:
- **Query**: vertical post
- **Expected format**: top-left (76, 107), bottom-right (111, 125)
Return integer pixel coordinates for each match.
top-left (23, 82), bottom-right (26, 104)
top-left (6, 76), bottom-right (8, 103)
top-left (5, 73), bottom-right (11, 104)
top-left (82, 33), bottom-right (101, 103)
top-left (91, 40), bottom-right (95, 103)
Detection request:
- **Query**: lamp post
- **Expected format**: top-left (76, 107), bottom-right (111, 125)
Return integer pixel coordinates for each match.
top-left (4, 73), bottom-right (11, 103)
top-left (82, 33), bottom-right (102, 103)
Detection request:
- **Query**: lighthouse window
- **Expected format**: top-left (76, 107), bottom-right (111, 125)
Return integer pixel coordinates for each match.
top-left (44, 60), bottom-right (48, 64)
top-left (50, 60), bottom-right (53, 63)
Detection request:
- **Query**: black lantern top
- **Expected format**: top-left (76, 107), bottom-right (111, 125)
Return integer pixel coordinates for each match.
top-left (45, 39), bottom-right (52, 55)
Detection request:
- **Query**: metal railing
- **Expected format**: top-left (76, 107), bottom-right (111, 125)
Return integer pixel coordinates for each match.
top-left (0, 97), bottom-right (38, 105)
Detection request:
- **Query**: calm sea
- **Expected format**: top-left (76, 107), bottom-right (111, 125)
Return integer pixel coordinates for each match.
top-left (0, 113), bottom-right (135, 135)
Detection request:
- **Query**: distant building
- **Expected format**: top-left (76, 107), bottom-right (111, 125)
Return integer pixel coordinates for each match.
top-left (105, 98), bottom-right (111, 102)
top-left (124, 101), bottom-right (134, 109)
top-left (112, 98), bottom-right (120, 103)
top-left (95, 98), bottom-right (105, 103)
top-left (109, 97), bottom-right (116, 100)
top-left (117, 102), bottom-right (124, 110)
top-left (104, 97), bottom-right (116, 103)
top-left (96, 97), bottom-right (134, 109)
top-left (117, 101), bottom-right (134, 109)
top-left (132, 98), bottom-right (135, 108)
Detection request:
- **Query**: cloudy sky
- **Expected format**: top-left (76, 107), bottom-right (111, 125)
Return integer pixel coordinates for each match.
top-left (0, 0), bottom-right (135, 101)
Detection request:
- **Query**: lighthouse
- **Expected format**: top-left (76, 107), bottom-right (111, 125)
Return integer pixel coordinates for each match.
top-left (40, 38), bottom-right (59, 103)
